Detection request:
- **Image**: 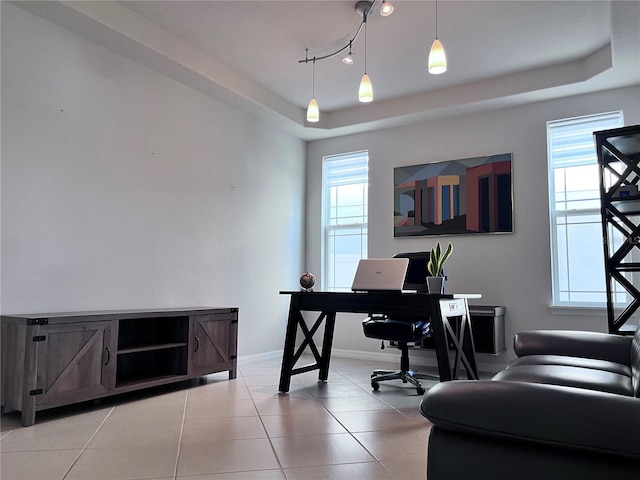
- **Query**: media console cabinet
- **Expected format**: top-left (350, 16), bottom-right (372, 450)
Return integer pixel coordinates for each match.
top-left (1, 307), bottom-right (238, 426)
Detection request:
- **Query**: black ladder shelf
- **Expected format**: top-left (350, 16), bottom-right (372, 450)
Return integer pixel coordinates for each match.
top-left (594, 124), bottom-right (640, 334)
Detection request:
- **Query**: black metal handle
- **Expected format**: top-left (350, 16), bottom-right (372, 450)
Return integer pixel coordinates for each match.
top-left (195, 336), bottom-right (199, 353)
top-left (105, 346), bottom-right (111, 366)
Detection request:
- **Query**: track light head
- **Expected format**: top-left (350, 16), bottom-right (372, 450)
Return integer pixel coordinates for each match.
top-left (380, 1), bottom-right (394, 16)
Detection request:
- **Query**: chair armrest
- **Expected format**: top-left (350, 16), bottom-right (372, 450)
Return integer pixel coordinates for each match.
top-left (421, 380), bottom-right (640, 458)
top-left (514, 330), bottom-right (632, 365)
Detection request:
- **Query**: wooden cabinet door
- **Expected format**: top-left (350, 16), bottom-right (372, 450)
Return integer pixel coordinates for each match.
top-left (190, 312), bottom-right (237, 377)
top-left (35, 321), bottom-right (116, 407)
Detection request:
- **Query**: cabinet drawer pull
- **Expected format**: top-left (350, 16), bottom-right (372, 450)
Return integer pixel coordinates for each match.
top-left (195, 336), bottom-right (200, 353)
top-left (105, 347), bottom-right (111, 366)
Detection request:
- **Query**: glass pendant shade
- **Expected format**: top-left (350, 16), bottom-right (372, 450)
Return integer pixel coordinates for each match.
top-left (358, 73), bottom-right (373, 102)
top-left (428, 38), bottom-right (447, 74)
top-left (343, 52), bottom-right (353, 64)
top-left (307, 97), bottom-right (319, 122)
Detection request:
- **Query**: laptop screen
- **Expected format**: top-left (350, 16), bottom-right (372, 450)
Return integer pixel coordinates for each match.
top-left (351, 258), bottom-right (409, 292)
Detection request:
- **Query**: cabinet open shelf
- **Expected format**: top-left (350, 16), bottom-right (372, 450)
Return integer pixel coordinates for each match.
top-left (118, 342), bottom-right (188, 354)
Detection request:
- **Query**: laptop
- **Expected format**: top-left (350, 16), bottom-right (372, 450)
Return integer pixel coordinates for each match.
top-left (351, 258), bottom-right (409, 292)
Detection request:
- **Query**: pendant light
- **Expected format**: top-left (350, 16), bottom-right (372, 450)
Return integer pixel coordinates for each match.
top-left (428, 0), bottom-right (447, 74)
top-left (306, 57), bottom-right (319, 122)
top-left (358, 13), bottom-right (373, 102)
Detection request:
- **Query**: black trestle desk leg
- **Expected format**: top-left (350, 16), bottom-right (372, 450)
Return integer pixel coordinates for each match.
top-left (318, 311), bottom-right (336, 382)
top-left (429, 297), bottom-right (453, 382)
top-left (279, 295), bottom-right (300, 393)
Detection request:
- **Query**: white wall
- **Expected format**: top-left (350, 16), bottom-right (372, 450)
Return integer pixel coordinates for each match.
top-left (307, 86), bottom-right (640, 369)
top-left (0, 4), bottom-right (306, 357)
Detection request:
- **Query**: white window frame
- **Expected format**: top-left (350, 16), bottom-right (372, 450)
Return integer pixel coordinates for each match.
top-left (322, 151), bottom-right (369, 292)
top-left (547, 111), bottom-right (624, 308)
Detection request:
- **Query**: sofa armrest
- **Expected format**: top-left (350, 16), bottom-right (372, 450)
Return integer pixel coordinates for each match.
top-left (421, 380), bottom-right (640, 458)
top-left (514, 330), bottom-right (632, 365)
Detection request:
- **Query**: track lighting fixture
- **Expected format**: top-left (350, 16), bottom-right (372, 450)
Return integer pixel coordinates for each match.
top-left (299, 0), bottom-right (393, 119)
top-left (428, 0), bottom-right (447, 74)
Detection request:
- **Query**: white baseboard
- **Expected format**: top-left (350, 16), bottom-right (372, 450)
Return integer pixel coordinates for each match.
top-left (239, 348), bottom-right (507, 375)
top-left (237, 350), bottom-right (282, 365)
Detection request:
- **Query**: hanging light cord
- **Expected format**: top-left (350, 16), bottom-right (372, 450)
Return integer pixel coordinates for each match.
top-left (312, 57), bottom-right (315, 97)
top-left (435, 0), bottom-right (439, 38)
top-left (363, 14), bottom-right (367, 73)
top-left (298, 1), bottom-right (375, 64)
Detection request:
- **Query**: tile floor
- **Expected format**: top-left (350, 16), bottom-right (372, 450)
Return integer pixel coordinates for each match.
top-left (1, 355), bottom-right (440, 480)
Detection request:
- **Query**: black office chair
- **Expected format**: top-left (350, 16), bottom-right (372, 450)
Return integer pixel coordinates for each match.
top-left (362, 252), bottom-right (435, 395)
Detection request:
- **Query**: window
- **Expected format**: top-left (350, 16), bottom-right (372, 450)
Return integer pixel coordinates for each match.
top-left (547, 111), bottom-right (624, 306)
top-left (322, 151), bottom-right (369, 291)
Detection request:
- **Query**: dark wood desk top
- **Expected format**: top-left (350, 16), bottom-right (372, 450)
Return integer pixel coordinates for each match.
top-left (280, 290), bottom-right (451, 317)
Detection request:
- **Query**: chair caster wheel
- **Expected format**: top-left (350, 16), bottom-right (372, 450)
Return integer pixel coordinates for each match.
top-left (372, 382), bottom-right (379, 391)
top-left (417, 388), bottom-right (425, 395)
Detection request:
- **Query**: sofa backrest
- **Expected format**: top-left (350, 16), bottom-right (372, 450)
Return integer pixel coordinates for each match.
top-left (632, 326), bottom-right (640, 397)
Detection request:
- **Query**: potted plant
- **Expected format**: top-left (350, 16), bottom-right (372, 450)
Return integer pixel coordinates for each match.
top-left (426, 241), bottom-right (453, 293)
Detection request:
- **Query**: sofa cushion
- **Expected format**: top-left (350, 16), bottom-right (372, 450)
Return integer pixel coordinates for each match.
top-left (493, 364), bottom-right (634, 396)
top-left (506, 354), bottom-right (632, 377)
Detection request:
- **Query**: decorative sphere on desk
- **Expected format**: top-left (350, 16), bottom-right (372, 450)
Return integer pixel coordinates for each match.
top-left (300, 272), bottom-right (315, 292)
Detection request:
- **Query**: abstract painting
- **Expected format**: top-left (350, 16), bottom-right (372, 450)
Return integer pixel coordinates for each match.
top-left (394, 153), bottom-right (513, 237)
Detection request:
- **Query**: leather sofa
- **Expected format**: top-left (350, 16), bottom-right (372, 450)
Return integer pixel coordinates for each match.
top-left (420, 326), bottom-right (640, 479)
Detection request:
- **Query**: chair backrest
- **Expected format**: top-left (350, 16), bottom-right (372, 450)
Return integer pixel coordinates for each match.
top-left (393, 251), bottom-right (430, 292)
top-left (632, 326), bottom-right (640, 397)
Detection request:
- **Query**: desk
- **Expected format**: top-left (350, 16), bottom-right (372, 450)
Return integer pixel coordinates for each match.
top-left (278, 291), bottom-right (478, 393)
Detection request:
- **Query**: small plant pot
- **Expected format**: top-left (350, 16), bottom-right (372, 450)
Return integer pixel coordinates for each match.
top-left (426, 276), bottom-right (445, 294)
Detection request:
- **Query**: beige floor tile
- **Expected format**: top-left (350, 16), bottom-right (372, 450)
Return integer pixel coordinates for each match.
top-left (177, 469), bottom-right (286, 479)
top-left (381, 457), bottom-right (428, 480)
top-left (187, 382), bottom-right (252, 401)
top-left (181, 416), bottom-right (267, 442)
top-left (65, 444), bottom-right (178, 480)
top-left (1, 407), bottom-right (110, 451)
top-left (177, 438), bottom-right (280, 476)
top-left (0, 449), bottom-right (81, 480)
top-left (109, 390), bottom-right (187, 421)
top-left (283, 462), bottom-right (395, 479)
top-left (331, 409), bottom-right (421, 432)
top-left (241, 374), bottom-right (282, 386)
top-left (291, 370), bottom-right (351, 384)
top-left (317, 395), bottom-right (394, 413)
top-left (248, 385), bottom-right (315, 399)
top-left (261, 412), bottom-right (347, 437)
top-left (397, 407), bottom-right (433, 426)
top-left (88, 416), bottom-right (183, 448)
top-left (352, 427), bottom-right (428, 462)
top-left (373, 391), bottom-right (426, 409)
top-left (238, 365), bottom-right (283, 376)
top-left (270, 433), bottom-right (376, 469)
top-left (253, 395), bottom-right (327, 416)
top-left (302, 382), bottom-right (372, 398)
top-left (0, 356), bottom-right (441, 480)
top-left (185, 398), bottom-right (258, 418)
